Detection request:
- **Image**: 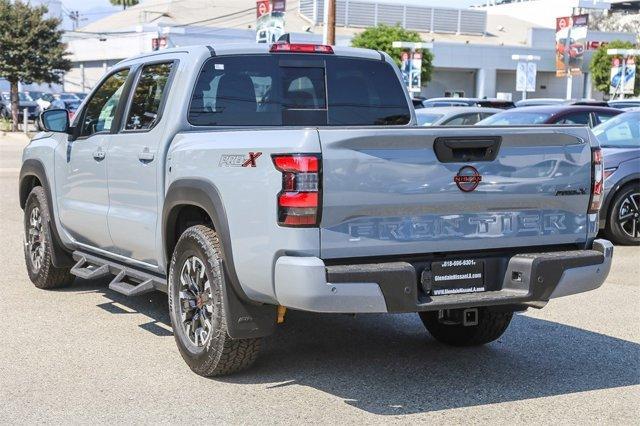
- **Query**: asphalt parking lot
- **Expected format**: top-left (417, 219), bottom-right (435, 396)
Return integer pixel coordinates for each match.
top-left (1, 134), bottom-right (638, 424)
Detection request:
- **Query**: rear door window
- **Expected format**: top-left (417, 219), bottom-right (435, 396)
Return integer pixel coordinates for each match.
top-left (188, 54), bottom-right (410, 126)
top-left (124, 62), bottom-right (173, 131)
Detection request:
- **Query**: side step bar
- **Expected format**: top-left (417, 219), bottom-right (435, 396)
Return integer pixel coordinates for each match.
top-left (71, 257), bottom-right (111, 280)
top-left (71, 251), bottom-right (167, 296)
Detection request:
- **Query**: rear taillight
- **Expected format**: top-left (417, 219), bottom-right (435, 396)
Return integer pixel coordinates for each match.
top-left (269, 43), bottom-right (334, 54)
top-left (273, 154), bottom-right (321, 227)
top-left (589, 148), bottom-right (603, 214)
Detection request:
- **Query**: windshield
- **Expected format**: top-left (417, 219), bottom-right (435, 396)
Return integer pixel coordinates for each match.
top-left (477, 111), bottom-right (552, 125)
top-left (59, 93), bottom-right (79, 100)
top-left (2, 93), bottom-right (31, 101)
top-left (593, 112), bottom-right (640, 148)
top-left (416, 113), bottom-right (444, 126)
top-left (66, 100), bottom-right (82, 111)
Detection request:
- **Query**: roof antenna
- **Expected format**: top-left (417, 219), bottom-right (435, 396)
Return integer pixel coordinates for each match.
top-left (276, 33), bottom-right (290, 43)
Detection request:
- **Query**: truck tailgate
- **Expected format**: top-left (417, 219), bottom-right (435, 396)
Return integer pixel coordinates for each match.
top-left (319, 126), bottom-right (593, 259)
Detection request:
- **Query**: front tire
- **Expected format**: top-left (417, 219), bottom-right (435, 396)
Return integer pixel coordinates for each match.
top-left (23, 186), bottom-right (74, 289)
top-left (419, 308), bottom-right (513, 346)
top-left (605, 183), bottom-right (640, 245)
top-left (168, 225), bottom-right (261, 376)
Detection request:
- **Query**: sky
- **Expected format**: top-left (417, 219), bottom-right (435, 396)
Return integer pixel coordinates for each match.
top-left (59, 0), bottom-right (489, 30)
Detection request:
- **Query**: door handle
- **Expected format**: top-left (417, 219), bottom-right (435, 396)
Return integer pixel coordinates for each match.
top-left (138, 148), bottom-right (154, 162)
top-left (92, 148), bottom-right (105, 161)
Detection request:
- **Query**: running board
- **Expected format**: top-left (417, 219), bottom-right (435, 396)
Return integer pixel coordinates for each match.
top-left (71, 251), bottom-right (167, 295)
top-left (70, 256), bottom-right (110, 280)
top-left (108, 271), bottom-right (164, 297)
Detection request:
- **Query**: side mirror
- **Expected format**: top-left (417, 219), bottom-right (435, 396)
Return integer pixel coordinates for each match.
top-left (39, 109), bottom-right (70, 133)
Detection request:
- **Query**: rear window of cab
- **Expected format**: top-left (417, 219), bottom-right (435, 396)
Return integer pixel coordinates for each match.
top-left (188, 54), bottom-right (411, 126)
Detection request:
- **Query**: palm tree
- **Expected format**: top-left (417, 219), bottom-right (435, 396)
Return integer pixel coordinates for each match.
top-left (109, 0), bottom-right (139, 10)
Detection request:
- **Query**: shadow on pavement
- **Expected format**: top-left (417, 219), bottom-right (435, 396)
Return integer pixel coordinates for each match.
top-left (63, 277), bottom-right (640, 415)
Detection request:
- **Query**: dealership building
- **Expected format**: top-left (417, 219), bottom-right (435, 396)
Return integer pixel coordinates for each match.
top-left (50, 0), bottom-right (636, 100)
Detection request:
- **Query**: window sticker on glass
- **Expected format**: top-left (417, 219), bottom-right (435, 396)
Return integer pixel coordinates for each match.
top-left (100, 105), bottom-right (115, 130)
top-left (214, 63), bottom-right (224, 70)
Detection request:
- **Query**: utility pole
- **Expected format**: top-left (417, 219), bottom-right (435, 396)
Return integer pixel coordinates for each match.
top-left (322, 0), bottom-right (336, 45)
top-left (69, 10), bottom-right (80, 30)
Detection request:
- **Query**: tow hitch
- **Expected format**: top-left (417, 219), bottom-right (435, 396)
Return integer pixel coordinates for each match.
top-left (438, 308), bottom-right (479, 326)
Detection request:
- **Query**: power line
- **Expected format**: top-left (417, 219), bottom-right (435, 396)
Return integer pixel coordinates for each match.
top-left (173, 7), bottom-right (254, 28)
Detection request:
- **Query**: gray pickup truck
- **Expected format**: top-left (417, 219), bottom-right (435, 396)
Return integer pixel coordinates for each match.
top-left (20, 42), bottom-right (613, 376)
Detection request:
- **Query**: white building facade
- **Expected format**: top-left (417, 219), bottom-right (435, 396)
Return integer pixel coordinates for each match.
top-left (61, 0), bottom-right (635, 100)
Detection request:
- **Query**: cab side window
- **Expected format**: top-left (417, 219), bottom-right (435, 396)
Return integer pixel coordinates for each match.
top-left (125, 62), bottom-right (173, 131)
top-left (79, 69), bottom-right (129, 137)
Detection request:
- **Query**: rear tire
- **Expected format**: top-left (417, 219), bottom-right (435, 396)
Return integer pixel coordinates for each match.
top-left (604, 183), bottom-right (640, 245)
top-left (168, 225), bottom-right (261, 376)
top-left (23, 186), bottom-right (74, 289)
top-left (419, 308), bottom-right (513, 346)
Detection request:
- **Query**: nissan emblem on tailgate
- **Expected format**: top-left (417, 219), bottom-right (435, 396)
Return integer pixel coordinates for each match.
top-left (454, 166), bottom-right (482, 192)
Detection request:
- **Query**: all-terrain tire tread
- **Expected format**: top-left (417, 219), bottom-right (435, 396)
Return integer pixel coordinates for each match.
top-left (24, 187), bottom-right (74, 289)
top-left (169, 225), bottom-right (261, 377)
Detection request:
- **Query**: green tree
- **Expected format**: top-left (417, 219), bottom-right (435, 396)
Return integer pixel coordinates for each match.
top-left (109, 0), bottom-right (139, 10)
top-left (0, 0), bottom-right (70, 131)
top-left (589, 40), bottom-right (639, 97)
top-left (351, 24), bottom-right (434, 86)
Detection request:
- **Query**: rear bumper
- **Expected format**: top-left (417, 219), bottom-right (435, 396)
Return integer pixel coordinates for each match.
top-left (273, 239), bottom-right (613, 313)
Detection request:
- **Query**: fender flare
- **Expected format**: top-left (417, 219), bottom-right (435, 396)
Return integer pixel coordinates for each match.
top-left (162, 179), bottom-right (276, 339)
top-left (19, 159), bottom-right (74, 267)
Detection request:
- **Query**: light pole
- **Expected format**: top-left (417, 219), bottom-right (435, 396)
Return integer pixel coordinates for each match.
top-left (511, 54), bottom-right (540, 101)
top-left (607, 48), bottom-right (640, 100)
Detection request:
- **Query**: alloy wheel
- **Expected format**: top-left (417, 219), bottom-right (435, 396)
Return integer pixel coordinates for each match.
top-left (617, 192), bottom-right (640, 239)
top-left (27, 206), bottom-right (45, 272)
top-left (178, 256), bottom-right (214, 347)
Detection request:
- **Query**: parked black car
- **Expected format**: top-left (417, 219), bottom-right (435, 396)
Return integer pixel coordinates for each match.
top-left (0, 92), bottom-right (39, 120)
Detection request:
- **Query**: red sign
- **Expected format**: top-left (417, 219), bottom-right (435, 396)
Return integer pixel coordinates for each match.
top-left (586, 41), bottom-right (608, 50)
top-left (555, 14), bottom-right (588, 77)
top-left (256, 0), bottom-right (270, 18)
top-left (556, 16), bottom-right (569, 31)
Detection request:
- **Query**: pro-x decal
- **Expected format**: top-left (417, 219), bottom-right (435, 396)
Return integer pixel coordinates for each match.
top-left (218, 152), bottom-right (263, 167)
